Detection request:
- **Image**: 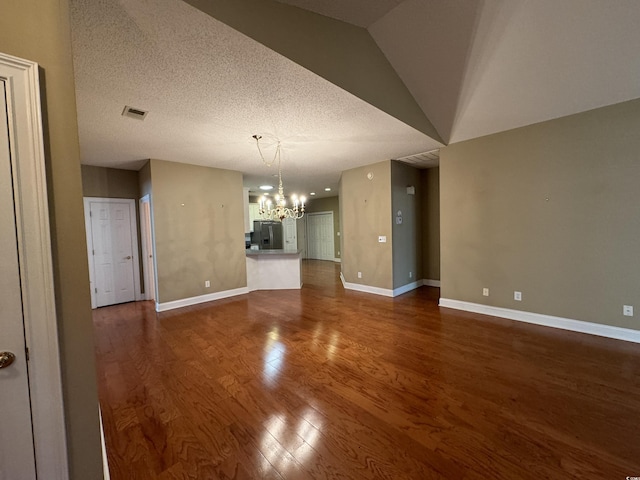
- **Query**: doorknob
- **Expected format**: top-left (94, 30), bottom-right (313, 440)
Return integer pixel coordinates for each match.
top-left (0, 352), bottom-right (16, 369)
top-left (125, 256), bottom-right (132, 260)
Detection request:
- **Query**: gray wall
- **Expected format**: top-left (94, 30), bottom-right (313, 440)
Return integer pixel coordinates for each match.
top-left (421, 167), bottom-right (440, 281)
top-left (149, 159), bottom-right (247, 303)
top-left (340, 160), bottom-right (393, 289)
top-left (441, 98), bottom-right (640, 330)
top-left (391, 161), bottom-right (422, 288)
top-left (0, 1), bottom-right (104, 477)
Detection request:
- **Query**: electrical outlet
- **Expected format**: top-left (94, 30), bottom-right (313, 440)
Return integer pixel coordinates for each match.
top-left (357, 272), bottom-right (362, 279)
top-left (205, 280), bottom-right (210, 288)
top-left (483, 288), bottom-right (489, 297)
top-left (623, 305), bottom-right (634, 316)
top-left (514, 291), bottom-right (522, 301)
top-left (378, 235), bottom-right (387, 243)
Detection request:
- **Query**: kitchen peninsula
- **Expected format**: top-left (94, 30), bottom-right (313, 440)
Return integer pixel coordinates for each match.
top-left (245, 249), bottom-right (303, 291)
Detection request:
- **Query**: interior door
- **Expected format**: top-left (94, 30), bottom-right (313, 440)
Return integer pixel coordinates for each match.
top-left (307, 213), bottom-right (335, 261)
top-left (283, 217), bottom-right (297, 251)
top-left (89, 200), bottom-right (136, 307)
top-left (0, 80), bottom-right (37, 480)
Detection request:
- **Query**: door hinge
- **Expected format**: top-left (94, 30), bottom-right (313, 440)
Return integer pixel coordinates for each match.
top-left (92, 249), bottom-right (95, 255)
top-left (25, 347), bottom-right (30, 362)
top-left (95, 287), bottom-right (97, 293)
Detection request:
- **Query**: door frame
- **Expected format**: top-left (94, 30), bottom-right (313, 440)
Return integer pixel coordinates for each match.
top-left (306, 211), bottom-right (335, 261)
top-left (139, 194), bottom-right (156, 301)
top-left (83, 197), bottom-right (143, 308)
top-left (1, 52), bottom-right (69, 478)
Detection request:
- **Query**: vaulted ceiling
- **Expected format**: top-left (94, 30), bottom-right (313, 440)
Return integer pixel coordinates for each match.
top-left (70, 0), bottom-right (640, 197)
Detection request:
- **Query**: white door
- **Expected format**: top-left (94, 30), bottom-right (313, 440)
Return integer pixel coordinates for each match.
top-left (88, 199), bottom-right (137, 307)
top-left (283, 217), bottom-right (297, 251)
top-left (307, 212), bottom-right (335, 261)
top-left (0, 80), bottom-right (37, 480)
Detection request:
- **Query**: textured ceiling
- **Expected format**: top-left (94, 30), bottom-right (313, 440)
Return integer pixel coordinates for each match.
top-left (70, 0), bottom-right (440, 197)
top-left (71, 0), bottom-right (640, 198)
top-left (274, 0), bottom-right (403, 28)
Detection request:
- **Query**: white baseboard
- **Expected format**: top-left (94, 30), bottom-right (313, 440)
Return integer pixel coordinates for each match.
top-left (393, 280), bottom-right (423, 297)
top-left (334, 258), bottom-right (341, 263)
top-left (99, 409), bottom-right (110, 480)
top-left (340, 273), bottom-right (425, 298)
top-left (439, 298), bottom-right (640, 344)
top-left (156, 287), bottom-right (249, 312)
top-left (422, 279), bottom-right (441, 287)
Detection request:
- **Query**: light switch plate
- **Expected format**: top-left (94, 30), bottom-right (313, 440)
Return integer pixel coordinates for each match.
top-left (378, 235), bottom-right (387, 243)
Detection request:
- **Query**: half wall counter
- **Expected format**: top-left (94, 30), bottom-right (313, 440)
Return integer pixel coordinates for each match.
top-left (246, 249), bottom-right (302, 291)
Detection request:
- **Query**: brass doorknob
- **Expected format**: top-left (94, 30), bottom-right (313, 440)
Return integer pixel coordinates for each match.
top-left (0, 352), bottom-right (16, 369)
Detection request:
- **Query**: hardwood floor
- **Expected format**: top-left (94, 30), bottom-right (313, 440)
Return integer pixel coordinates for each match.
top-left (94, 260), bottom-right (640, 479)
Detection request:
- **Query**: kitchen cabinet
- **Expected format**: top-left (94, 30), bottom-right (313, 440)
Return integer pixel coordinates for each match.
top-left (248, 203), bottom-right (261, 232)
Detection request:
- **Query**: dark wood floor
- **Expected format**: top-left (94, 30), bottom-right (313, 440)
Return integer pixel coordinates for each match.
top-left (94, 260), bottom-right (640, 479)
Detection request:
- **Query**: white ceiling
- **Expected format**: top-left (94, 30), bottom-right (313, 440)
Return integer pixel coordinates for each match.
top-left (369, 0), bottom-right (640, 143)
top-left (70, 0), bottom-right (640, 196)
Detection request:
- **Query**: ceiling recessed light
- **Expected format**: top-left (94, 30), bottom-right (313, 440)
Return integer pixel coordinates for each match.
top-left (324, 187), bottom-right (331, 192)
top-left (309, 192), bottom-right (316, 196)
top-left (259, 185), bottom-right (273, 191)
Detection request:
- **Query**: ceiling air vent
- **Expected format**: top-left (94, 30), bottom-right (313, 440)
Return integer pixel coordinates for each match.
top-left (394, 149), bottom-right (440, 168)
top-left (122, 105), bottom-right (148, 120)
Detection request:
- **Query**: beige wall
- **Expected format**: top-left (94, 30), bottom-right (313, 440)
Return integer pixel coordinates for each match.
top-left (150, 159), bottom-right (246, 303)
top-left (441, 98), bottom-right (640, 330)
top-left (391, 161), bottom-right (422, 288)
top-left (340, 160), bottom-right (393, 289)
top-left (81, 164), bottom-right (139, 199)
top-left (305, 195), bottom-right (341, 259)
top-left (139, 160), bottom-right (152, 198)
top-left (0, 1), bottom-right (104, 478)
top-left (421, 167), bottom-right (440, 281)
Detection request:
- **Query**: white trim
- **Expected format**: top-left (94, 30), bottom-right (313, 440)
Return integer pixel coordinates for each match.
top-left (1, 51), bottom-right (69, 479)
top-left (393, 279), bottom-right (423, 297)
top-left (156, 286), bottom-right (249, 312)
top-left (334, 258), bottom-right (341, 263)
top-left (84, 197), bottom-right (143, 307)
top-left (439, 298), bottom-right (640, 344)
top-left (339, 273), bottom-right (426, 297)
top-left (340, 272), bottom-right (394, 297)
top-left (423, 279), bottom-right (441, 287)
top-left (99, 409), bottom-right (111, 480)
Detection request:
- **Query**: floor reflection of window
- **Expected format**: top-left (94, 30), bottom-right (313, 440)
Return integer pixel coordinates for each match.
top-left (263, 327), bottom-right (285, 386)
top-left (261, 410), bottom-right (323, 471)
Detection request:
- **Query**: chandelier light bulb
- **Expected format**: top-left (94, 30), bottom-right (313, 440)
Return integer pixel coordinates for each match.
top-left (253, 134), bottom-right (306, 220)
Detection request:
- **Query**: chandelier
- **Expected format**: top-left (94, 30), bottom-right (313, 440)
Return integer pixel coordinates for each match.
top-left (253, 135), bottom-right (306, 220)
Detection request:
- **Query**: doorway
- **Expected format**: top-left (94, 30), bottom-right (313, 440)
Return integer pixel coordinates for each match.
top-left (139, 194), bottom-right (156, 301)
top-left (307, 212), bottom-right (335, 261)
top-left (84, 197), bottom-right (142, 308)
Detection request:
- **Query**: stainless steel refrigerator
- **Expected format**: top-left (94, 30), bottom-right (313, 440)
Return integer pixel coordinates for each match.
top-left (252, 221), bottom-right (283, 250)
